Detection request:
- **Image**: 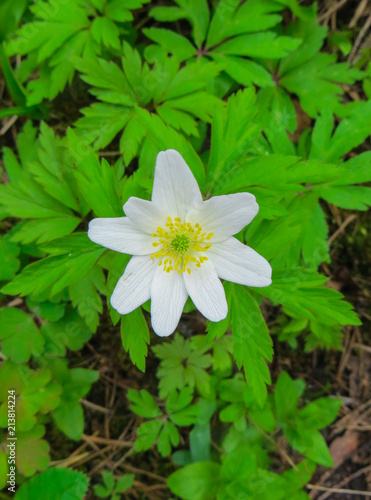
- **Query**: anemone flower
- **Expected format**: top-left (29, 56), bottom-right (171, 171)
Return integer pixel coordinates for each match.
top-left (88, 149), bottom-right (272, 336)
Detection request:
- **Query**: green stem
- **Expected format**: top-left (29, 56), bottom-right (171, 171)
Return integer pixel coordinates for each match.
top-left (0, 41), bottom-right (27, 106)
top-left (0, 105), bottom-right (30, 119)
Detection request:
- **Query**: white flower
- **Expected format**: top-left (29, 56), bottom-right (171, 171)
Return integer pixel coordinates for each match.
top-left (88, 150), bottom-right (272, 337)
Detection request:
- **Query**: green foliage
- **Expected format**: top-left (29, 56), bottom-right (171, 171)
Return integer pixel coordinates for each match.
top-left (0, 235), bottom-right (20, 280)
top-left (121, 307), bottom-right (149, 372)
top-left (274, 372), bottom-right (341, 466)
top-left (94, 470), bottom-right (134, 500)
top-left (0, 307), bottom-right (44, 362)
top-left (148, 0), bottom-right (305, 88)
top-left (167, 367), bottom-right (338, 499)
top-left (48, 359), bottom-right (99, 440)
top-left (152, 333), bottom-right (213, 398)
top-left (74, 42), bottom-right (221, 153)
top-left (5, 0), bottom-right (150, 103)
top-left (15, 467), bottom-right (89, 500)
top-left (128, 387), bottom-right (199, 456)
top-left (0, 361), bottom-right (61, 432)
top-left (228, 284), bottom-right (273, 407)
top-left (0, 359), bottom-right (97, 479)
top-left (276, 20), bottom-right (364, 118)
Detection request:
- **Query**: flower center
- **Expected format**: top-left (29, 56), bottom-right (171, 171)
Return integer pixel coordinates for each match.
top-left (151, 216), bottom-right (214, 275)
top-left (171, 234), bottom-right (190, 253)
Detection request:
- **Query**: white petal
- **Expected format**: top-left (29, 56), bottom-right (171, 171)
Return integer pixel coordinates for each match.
top-left (208, 237), bottom-right (272, 287)
top-left (88, 217), bottom-right (154, 255)
top-left (123, 197), bottom-right (167, 234)
top-left (151, 149), bottom-right (202, 219)
top-left (183, 259), bottom-right (227, 323)
top-left (186, 193), bottom-right (259, 242)
top-left (111, 256), bottom-right (157, 314)
top-left (151, 267), bottom-right (188, 337)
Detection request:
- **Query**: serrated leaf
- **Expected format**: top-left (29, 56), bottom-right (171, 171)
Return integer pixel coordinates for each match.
top-left (310, 102), bottom-right (371, 163)
top-left (68, 129), bottom-right (123, 217)
top-left (127, 389), bottom-right (162, 418)
top-left (69, 266), bottom-right (105, 332)
top-left (215, 32), bottom-right (301, 59)
top-left (299, 397), bottom-right (342, 430)
top-left (116, 473), bottom-right (135, 493)
top-left (229, 284), bottom-right (273, 406)
top-left (278, 21), bottom-right (364, 117)
top-left (15, 467), bottom-right (89, 500)
top-left (121, 308), bottom-right (149, 372)
top-left (134, 419), bottom-right (163, 452)
top-left (168, 462), bottom-right (221, 500)
top-left (157, 420), bottom-right (180, 456)
top-left (41, 308), bottom-right (93, 357)
top-left (0, 307), bottom-right (44, 363)
top-left (153, 333), bottom-right (212, 398)
top-left (16, 425), bottom-right (50, 477)
top-left (2, 236), bottom-right (104, 298)
top-left (0, 235), bottom-right (20, 280)
top-left (259, 268), bottom-right (362, 327)
top-left (143, 28), bottom-right (197, 62)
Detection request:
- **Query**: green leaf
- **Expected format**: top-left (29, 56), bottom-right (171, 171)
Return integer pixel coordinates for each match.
top-left (134, 419), bottom-right (163, 452)
top-left (0, 361), bottom-right (62, 431)
top-left (279, 21), bottom-right (364, 117)
top-left (287, 426), bottom-right (333, 467)
top-left (206, 88), bottom-right (260, 193)
top-left (274, 371), bottom-right (300, 422)
top-left (229, 284), bottom-right (273, 406)
top-left (0, 42), bottom-right (27, 106)
top-left (102, 470), bottom-right (115, 492)
top-left (41, 308), bottom-right (93, 357)
top-left (166, 387), bottom-right (194, 414)
top-left (94, 484), bottom-right (109, 498)
top-left (259, 268), bottom-right (362, 327)
top-left (69, 266), bottom-right (105, 332)
top-left (190, 422), bottom-right (211, 462)
top-left (48, 359), bottom-right (98, 439)
top-left (168, 462), bottom-right (221, 500)
top-left (214, 33), bottom-right (301, 59)
top-left (91, 17), bottom-right (120, 50)
top-left (2, 235), bottom-right (104, 298)
top-left (319, 186), bottom-right (371, 211)
top-left (16, 425), bottom-right (50, 477)
top-left (135, 107), bottom-right (206, 191)
top-left (127, 389), bottom-right (162, 418)
top-left (115, 474), bottom-right (135, 493)
top-left (30, 122), bottom-right (81, 212)
top-left (0, 307), bottom-right (44, 363)
top-left (162, 61), bottom-right (221, 101)
top-left (121, 308), bottom-right (149, 372)
top-left (299, 397), bottom-right (341, 430)
top-left (15, 467), bottom-right (89, 500)
top-left (215, 54), bottom-right (273, 87)
top-left (52, 401), bottom-right (82, 441)
top-left (0, 0), bottom-right (28, 42)
top-left (310, 102), bottom-right (371, 163)
top-left (152, 333), bottom-right (212, 398)
top-left (11, 217), bottom-right (81, 245)
top-left (0, 235), bottom-right (20, 280)
top-left (143, 28), bottom-right (197, 62)
top-left (68, 129), bottom-right (123, 217)
top-left (157, 420), bottom-right (180, 456)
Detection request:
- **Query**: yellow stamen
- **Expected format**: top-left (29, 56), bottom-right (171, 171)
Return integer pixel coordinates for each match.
top-left (150, 217), bottom-right (214, 274)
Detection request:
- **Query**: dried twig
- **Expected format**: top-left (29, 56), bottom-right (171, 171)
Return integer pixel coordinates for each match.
top-left (327, 214), bottom-right (357, 246)
top-left (348, 12), bottom-right (371, 63)
top-left (317, 0), bottom-right (350, 23)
